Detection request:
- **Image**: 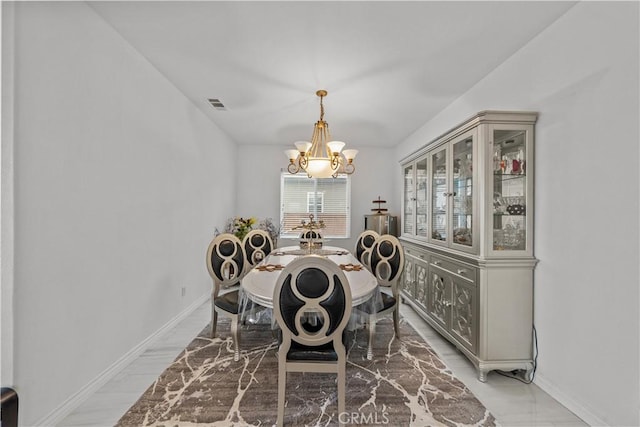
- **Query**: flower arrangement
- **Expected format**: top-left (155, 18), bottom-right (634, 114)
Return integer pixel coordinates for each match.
top-left (215, 216), bottom-right (280, 244)
top-left (258, 217), bottom-right (281, 247)
top-left (217, 216), bottom-right (256, 241)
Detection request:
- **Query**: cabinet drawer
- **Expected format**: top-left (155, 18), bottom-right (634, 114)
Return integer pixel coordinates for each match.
top-left (430, 254), bottom-right (476, 283)
top-left (404, 245), bottom-right (428, 261)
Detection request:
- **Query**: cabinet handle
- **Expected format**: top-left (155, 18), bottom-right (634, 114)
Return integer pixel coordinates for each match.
top-left (433, 261), bottom-right (441, 266)
top-left (457, 269), bottom-right (466, 276)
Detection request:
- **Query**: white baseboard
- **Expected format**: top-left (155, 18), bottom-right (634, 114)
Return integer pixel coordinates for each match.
top-left (534, 373), bottom-right (606, 426)
top-left (35, 293), bottom-right (209, 427)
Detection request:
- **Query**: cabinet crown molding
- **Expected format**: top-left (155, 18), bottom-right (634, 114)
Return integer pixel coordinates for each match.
top-left (400, 110), bottom-right (538, 165)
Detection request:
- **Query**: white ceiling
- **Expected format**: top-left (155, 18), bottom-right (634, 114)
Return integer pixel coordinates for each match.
top-left (90, 1), bottom-right (576, 148)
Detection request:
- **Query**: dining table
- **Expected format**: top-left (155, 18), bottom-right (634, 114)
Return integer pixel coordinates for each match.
top-left (239, 245), bottom-right (382, 324)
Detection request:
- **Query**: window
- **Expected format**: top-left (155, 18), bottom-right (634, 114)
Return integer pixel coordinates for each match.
top-left (307, 192), bottom-right (324, 213)
top-left (281, 173), bottom-right (351, 238)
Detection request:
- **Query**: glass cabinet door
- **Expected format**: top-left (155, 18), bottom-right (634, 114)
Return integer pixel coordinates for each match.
top-left (415, 157), bottom-right (428, 238)
top-left (492, 128), bottom-right (528, 251)
top-left (403, 163), bottom-right (414, 235)
top-left (452, 136), bottom-right (474, 248)
top-left (430, 147), bottom-right (448, 243)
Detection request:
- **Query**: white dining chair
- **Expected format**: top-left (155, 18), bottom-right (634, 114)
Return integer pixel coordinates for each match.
top-left (206, 233), bottom-right (247, 361)
top-left (358, 234), bottom-right (404, 360)
top-left (273, 255), bottom-right (352, 426)
top-left (242, 229), bottom-right (274, 267)
top-left (354, 230), bottom-right (380, 272)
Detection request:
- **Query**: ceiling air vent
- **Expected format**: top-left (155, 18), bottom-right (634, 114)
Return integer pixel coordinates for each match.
top-left (207, 98), bottom-right (227, 111)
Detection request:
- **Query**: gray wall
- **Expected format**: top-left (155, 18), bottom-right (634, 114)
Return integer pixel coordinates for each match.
top-left (2, 3), bottom-right (237, 424)
top-left (394, 2), bottom-right (639, 425)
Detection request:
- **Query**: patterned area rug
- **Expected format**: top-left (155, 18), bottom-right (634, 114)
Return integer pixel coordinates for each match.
top-left (116, 318), bottom-right (495, 426)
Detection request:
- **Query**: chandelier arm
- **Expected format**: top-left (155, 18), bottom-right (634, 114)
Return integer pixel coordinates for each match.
top-left (299, 154), bottom-right (308, 170)
top-left (288, 162), bottom-right (300, 174)
top-left (343, 162), bottom-right (355, 174)
top-left (331, 154), bottom-right (340, 170)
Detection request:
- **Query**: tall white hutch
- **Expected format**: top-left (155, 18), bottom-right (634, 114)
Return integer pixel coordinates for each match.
top-left (400, 111), bottom-right (537, 381)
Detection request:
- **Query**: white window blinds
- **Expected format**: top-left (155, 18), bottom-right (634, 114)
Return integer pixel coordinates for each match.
top-left (280, 173), bottom-right (351, 238)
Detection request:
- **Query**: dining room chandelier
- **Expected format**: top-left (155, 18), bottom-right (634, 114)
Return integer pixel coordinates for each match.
top-left (284, 90), bottom-right (358, 179)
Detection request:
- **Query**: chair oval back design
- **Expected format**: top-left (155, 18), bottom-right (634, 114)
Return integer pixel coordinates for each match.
top-left (206, 233), bottom-right (246, 287)
top-left (370, 234), bottom-right (404, 289)
top-left (300, 230), bottom-right (322, 240)
top-left (354, 230), bottom-right (380, 270)
top-left (274, 255), bottom-right (352, 347)
top-left (243, 229), bottom-right (273, 267)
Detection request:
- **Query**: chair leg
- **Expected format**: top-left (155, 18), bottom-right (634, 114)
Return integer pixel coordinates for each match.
top-left (231, 314), bottom-right (240, 362)
top-left (393, 307), bottom-right (401, 338)
top-left (241, 301), bottom-right (251, 325)
top-left (337, 362), bottom-right (346, 427)
top-left (211, 305), bottom-right (218, 338)
top-left (277, 362), bottom-right (286, 426)
top-left (367, 314), bottom-right (376, 361)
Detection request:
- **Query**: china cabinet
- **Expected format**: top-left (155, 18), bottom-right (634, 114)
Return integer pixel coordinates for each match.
top-left (400, 111), bottom-right (537, 381)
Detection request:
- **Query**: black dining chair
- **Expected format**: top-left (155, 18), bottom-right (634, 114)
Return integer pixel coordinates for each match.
top-left (354, 230), bottom-right (380, 272)
top-left (242, 229), bottom-right (274, 267)
top-left (273, 255), bottom-right (352, 427)
top-left (359, 234), bottom-right (404, 360)
top-left (206, 233), bottom-right (247, 361)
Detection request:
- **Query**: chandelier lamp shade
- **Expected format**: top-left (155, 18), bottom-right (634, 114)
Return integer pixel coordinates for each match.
top-left (284, 90), bottom-right (358, 179)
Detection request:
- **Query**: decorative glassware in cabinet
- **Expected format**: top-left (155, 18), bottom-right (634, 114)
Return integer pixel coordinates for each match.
top-left (403, 163), bottom-right (414, 235)
top-left (452, 136), bottom-right (473, 247)
top-left (492, 130), bottom-right (527, 251)
top-left (415, 157), bottom-right (428, 238)
top-left (431, 148), bottom-right (448, 243)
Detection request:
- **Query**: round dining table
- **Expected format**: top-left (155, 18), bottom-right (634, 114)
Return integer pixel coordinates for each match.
top-left (240, 246), bottom-right (381, 312)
